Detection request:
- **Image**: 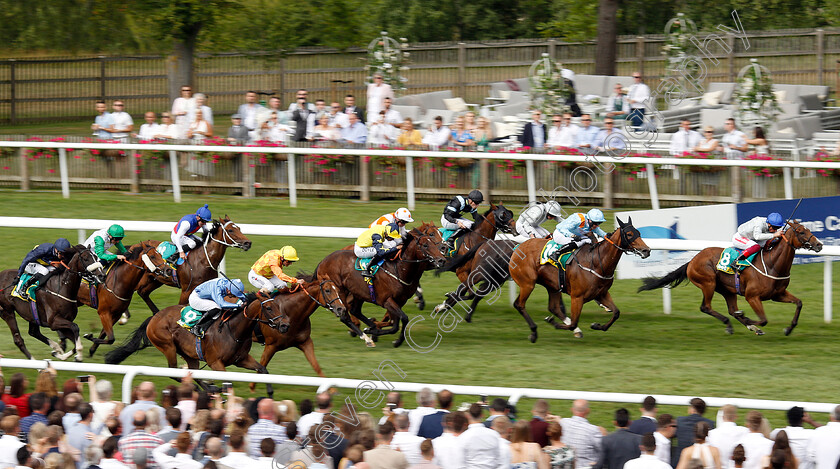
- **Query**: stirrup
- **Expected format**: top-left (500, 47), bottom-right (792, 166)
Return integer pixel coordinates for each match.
top-left (361, 270), bottom-right (375, 278)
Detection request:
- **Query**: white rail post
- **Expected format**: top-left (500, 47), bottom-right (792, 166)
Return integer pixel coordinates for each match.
top-left (77, 230), bottom-right (86, 244)
top-left (646, 163), bottom-right (660, 210)
top-left (58, 148), bottom-right (70, 199)
top-left (405, 156), bottom-right (415, 210)
top-left (825, 258), bottom-right (833, 323)
top-left (526, 160), bottom-right (536, 203)
top-left (288, 153), bottom-right (297, 208)
top-left (508, 280), bottom-right (516, 305)
top-left (169, 150), bottom-right (181, 203)
top-left (783, 167), bottom-right (793, 199)
top-left (662, 288), bottom-right (671, 315)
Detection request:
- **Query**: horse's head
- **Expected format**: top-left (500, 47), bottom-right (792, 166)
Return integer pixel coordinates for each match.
top-left (68, 245), bottom-right (107, 284)
top-left (490, 203), bottom-right (516, 234)
top-left (315, 276), bottom-right (347, 317)
top-left (258, 293), bottom-right (291, 334)
top-left (784, 221), bottom-right (823, 252)
top-left (134, 241), bottom-right (175, 277)
top-left (208, 215), bottom-right (252, 251)
top-left (614, 217), bottom-right (651, 258)
top-left (406, 230), bottom-right (447, 269)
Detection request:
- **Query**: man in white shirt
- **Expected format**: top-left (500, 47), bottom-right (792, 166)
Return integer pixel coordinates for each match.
top-left (328, 101), bottom-right (349, 128)
top-left (576, 114), bottom-right (600, 154)
top-left (547, 114), bottom-right (566, 148)
top-left (297, 392), bottom-right (331, 437)
top-left (491, 416), bottom-right (512, 468)
top-left (254, 438), bottom-right (276, 469)
top-left (135, 112), bottom-right (160, 140)
top-left (392, 414), bottom-right (425, 465)
top-left (152, 433), bottom-right (204, 469)
top-left (155, 113), bottom-right (181, 140)
top-left (423, 116), bottom-right (451, 148)
top-left (552, 112), bottom-right (579, 149)
top-left (708, 405), bottom-right (749, 464)
top-left (653, 414), bottom-right (676, 467)
top-left (625, 433), bottom-right (672, 469)
top-left (0, 416), bottom-right (24, 469)
top-left (119, 382), bottom-right (165, 434)
top-left (218, 432), bottom-right (253, 469)
top-left (99, 437), bottom-right (130, 469)
top-left (433, 412), bottom-right (466, 469)
top-left (737, 411), bottom-right (773, 469)
top-left (627, 72), bottom-right (651, 128)
top-left (720, 118), bottom-right (749, 160)
top-left (458, 403), bottom-right (500, 469)
top-left (108, 100), bottom-right (134, 142)
top-left (770, 406), bottom-right (817, 469)
top-left (806, 405), bottom-right (840, 469)
top-left (382, 97), bottom-right (403, 128)
top-left (239, 90), bottom-right (267, 132)
top-left (669, 119), bottom-right (702, 156)
top-left (409, 388), bottom-right (440, 435)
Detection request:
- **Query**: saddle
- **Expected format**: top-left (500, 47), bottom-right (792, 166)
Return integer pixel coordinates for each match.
top-left (157, 242), bottom-right (187, 267)
top-left (540, 240), bottom-right (576, 293)
top-left (438, 228), bottom-right (461, 257)
top-left (716, 247), bottom-right (758, 274)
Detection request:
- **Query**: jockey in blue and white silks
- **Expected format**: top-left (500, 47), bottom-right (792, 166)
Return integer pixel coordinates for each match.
top-left (552, 209), bottom-right (607, 258)
top-left (183, 277), bottom-right (248, 337)
top-left (732, 212), bottom-right (785, 262)
top-left (171, 204), bottom-right (212, 260)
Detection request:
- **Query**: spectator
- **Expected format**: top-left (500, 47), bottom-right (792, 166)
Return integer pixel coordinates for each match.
top-left (628, 396), bottom-right (658, 436)
top-left (458, 403), bottom-right (500, 468)
top-left (247, 399), bottom-right (286, 458)
top-left (0, 416), bottom-right (24, 468)
top-left (172, 85), bottom-right (196, 137)
top-left (88, 377), bottom-right (117, 434)
top-left (227, 115), bottom-right (250, 145)
top-left (408, 388), bottom-right (438, 436)
top-left (156, 408), bottom-right (181, 443)
top-left (62, 393), bottom-right (83, 430)
top-left (218, 431), bottom-right (251, 469)
top-left (449, 116), bottom-right (474, 148)
top-left (307, 98), bottom-right (328, 135)
top-left (694, 126), bottom-right (719, 153)
top-left (653, 414), bottom-right (676, 467)
top-left (34, 368), bottom-right (59, 414)
top-left (340, 113), bottom-right (368, 144)
top-left (298, 393), bottom-right (331, 439)
top-left (624, 433), bottom-right (671, 469)
top-left (287, 89), bottom-right (316, 114)
top-left (262, 96), bottom-right (290, 125)
top-left (238, 91), bottom-right (266, 132)
top-left (197, 437), bottom-right (228, 468)
top-left (15, 446), bottom-right (32, 469)
top-left (367, 73), bottom-right (394, 120)
top-left (392, 414), bottom-right (425, 465)
top-left (4, 373), bottom-right (32, 417)
top-left (594, 408), bottom-right (640, 469)
top-left (396, 118), bottom-right (423, 146)
top-left (519, 110), bottom-right (546, 149)
top-left (118, 411), bottom-right (163, 468)
top-left (134, 448), bottom-right (150, 469)
top-left (547, 114), bottom-right (566, 148)
top-left (509, 420), bottom-right (547, 469)
top-left (260, 111), bottom-right (291, 143)
top-left (418, 390), bottom-right (454, 440)
top-left (291, 94), bottom-right (315, 142)
top-left (670, 120), bottom-right (702, 156)
top-left (155, 113), bottom-right (181, 140)
top-left (145, 408), bottom-right (162, 434)
top-left (21, 393), bottom-right (50, 439)
top-left (42, 425), bottom-right (62, 456)
top-left (736, 411), bottom-right (772, 469)
top-left (675, 398), bottom-right (715, 462)
top-left (343, 94), bottom-right (364, 123)
top-left (408, 439), bottom-right (439, 469)
top-left (312, 114), bottom-right (341, 142)
top-left (548, 112), bottom-right (579, 149)
top-left (368, 111), bottom-right (396, 145)
top-left (277, 399), bottom-right (298, 426)
top-left (108, 100), bottom-right (134, 142)
top-left (67, 403), bottom-right (95, 466)
top-left (473, 117), bottom-right (493, 150)
top-left (674, 421), bottom-right (720, 469)
top-left (84, 445), bottom-right (103, 469)
top-left (492, 416), bottom-right (512, 466)
top-left (422, 116), bottom-right (451, 148)
top-left (432, 412), bottom-right (466, 469)
top-left (560, 399), bottom-right (605, 468)
top-left (382, 97), bottom-right (402, 128)
top-left (605, 84), bottom-right (629, 120)
top-left (135, 112), bottom-right (160, 140)
top-left (101, 417), bottom-right (121, 441)
top-left (595, 118), bottom-right (625, 153)
top-left (627, 72), bottom-right (651, 128)
top-left (152, 432), bottom-right (203, 469)
top-left (761, 431), bottom-right (797, 469)
top-left (707, 405), bottom-right (748, 464)
top-left (272, 422), bottom-right (301, 467)
top-left (484, 398), bottom-right (510, 428)
top-left (320, 413), bottom-right (348, 465)
top-left (48, 410), bottom-right (66, 428)
top-left (186, 110), bottom-right (212, 142)
top-left (770, 406), bottom-right (818, 467)
top-left (543, 421), bottom-right (574, 469)
top-left (254, 438), bottom-right (275, 469)
top-left (27, 422), bottom-right (48, 457)
top-left (194, 93), bottom-right (213, 126)
top-left (720, 118), bottom-right (748, 159)
top-left (745, 127), bottom-right (769, 157)
top-left (575, 114), bottom-right (599, 153)
top-left (364, 421), bottom-right (408, 469)
top-left (731, 444), bottom-right (746, 468)
top-left (92, 101), bottom-right (115, 140)
top-left (327, 102), bottom-right (348, 128)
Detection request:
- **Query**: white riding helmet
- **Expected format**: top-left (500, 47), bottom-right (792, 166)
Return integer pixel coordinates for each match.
top-left (587, 208), bottom-right (606, 223)
top-left (394, 207), bottom-right (414, 223)
top-left (545, 201), bottom-right (562, 218)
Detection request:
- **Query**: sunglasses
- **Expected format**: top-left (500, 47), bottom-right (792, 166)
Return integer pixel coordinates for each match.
top-left (552, 120), bottom-right (561, 123)
top-left (582, 119), bottom-right (591, 121)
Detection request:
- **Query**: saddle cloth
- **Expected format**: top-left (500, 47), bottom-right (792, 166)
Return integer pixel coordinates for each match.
top-left (177, 306), bottom-right (201, 329)
top-left (354, 257), bottom-right (384, 276)
top-left (439, 228), bottom-right (457, 242)
top-left (716, 247), bottom-right (757, 274)
top-left (540, 240), bottom-right (573, 270)
top-left (157, 242), bottom-right (184, 266)
top-left (12, 274), bottom-right (38, 302)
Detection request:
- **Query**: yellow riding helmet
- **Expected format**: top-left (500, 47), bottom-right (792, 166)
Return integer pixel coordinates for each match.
top-left (279, 246), bottom-right (299, 261)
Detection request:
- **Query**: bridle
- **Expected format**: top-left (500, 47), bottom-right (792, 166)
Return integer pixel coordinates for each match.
top-left (782, 224), bottom-right (820, 251)
top-left (401, 233), bottom-right (444, 265)
top-left (244, 297), bottom-right (290, 331)
top-left (604, 226), bottom-right (647, 257)
top-left (204, 220), bottom-right (249, 271)
top-left (300, 279), bottom-right (345, 315)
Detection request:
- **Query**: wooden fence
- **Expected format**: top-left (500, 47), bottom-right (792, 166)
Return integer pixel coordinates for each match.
top-left (3, 28), bottom-right (840, 124)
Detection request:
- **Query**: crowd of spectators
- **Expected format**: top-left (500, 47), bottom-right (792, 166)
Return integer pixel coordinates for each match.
top-left (0, 360), bottom-right (839, 469)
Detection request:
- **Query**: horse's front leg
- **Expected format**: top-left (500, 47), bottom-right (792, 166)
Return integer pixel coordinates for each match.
top-left (136, 275), bottom-right (163, 314)
top-left (772, 289), bottom-right (803, 336)
top-left (378, 298), bottom-right (409, 348)
top-left (339, 313), bottom-right (375, 348)
top-left (590, 292), bottom-right (621, 332)
top-left (742, 289), bottom-right (769, 335)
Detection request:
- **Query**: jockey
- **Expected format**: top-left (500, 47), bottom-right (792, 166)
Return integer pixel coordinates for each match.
top-left (171, 204), bottom-right (212, 262)
top-left (371, 207), bottom-right (414, 238)
top-left (732, 212), bottom-right (785, 262)
top-left (551, 209), bottom-right (607, 261)
top-left (184, 277), bottom-right (248, 338)
top-left (13, 238), bottom-right (72, 299)
top-left (354, 223), bottom-right (402, 278)
top-left (83, 224), bottom-right (127, 265)
top-left (248, 246), bottom-right (300, 295)
top-left (441, 189), bottom-right (483, 249)
top-left (516, 200), bottom-right (563, 239)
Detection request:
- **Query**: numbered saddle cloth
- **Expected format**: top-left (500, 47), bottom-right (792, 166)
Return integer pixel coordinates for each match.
top-left (156, 242), bottom-right (183, 266)
top-left (177, 306), bottom-right (202, 328)
top-left (438, 228), bottom-right (462, 257)
top-left (540, 240), bottom-right (574, 269)
top-left (11, 274), bottom-right (37, 302)
top-left (716, 247), bottom-right (758, 274)
top-left (354, 257), bottom-right (384, 276)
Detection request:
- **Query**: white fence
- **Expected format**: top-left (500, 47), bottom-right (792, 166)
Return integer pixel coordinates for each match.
top-left (3, 141), bottom-right (840, 208)
top-left (2, 217), bottom-right (839, 321)
top-left (0, 358), bottom-right (835, 413)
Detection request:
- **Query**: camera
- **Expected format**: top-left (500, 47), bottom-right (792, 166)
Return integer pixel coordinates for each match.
top-left (77, 375), bottom-right (89, 383)
top-left (222, 382), bottom-right (233, 393)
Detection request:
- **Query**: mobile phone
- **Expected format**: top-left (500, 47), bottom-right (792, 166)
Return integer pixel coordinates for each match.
top-left (387, 403), bottom-right (396, 410)
top-left (479, 394), bottom-right (487, 402)
top-left (222, 382), bottom-right (232, 393)
top-left (78, 375), bottom-right (89, 383)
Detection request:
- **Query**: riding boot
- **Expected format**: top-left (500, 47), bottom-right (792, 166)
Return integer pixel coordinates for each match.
top-left (362, 249), bottom-right (392, 278)
top-left (193, 308), bottom-right (220, 338)
top-left (22, 273), bottom-right (45, 299)
top-left (444, 228), bottom-right (467, 250)
top-left (550, 243), bottom-right (578, 264)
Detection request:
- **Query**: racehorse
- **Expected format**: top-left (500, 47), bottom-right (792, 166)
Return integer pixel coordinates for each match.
top-left (315, 225), bottom-right (447, 347)
top-left (638, 221), bottom-right (822, 335)
top-left (0, 246), bottom-right (105, 361)
top-left (509, 217), bottom-right (650, 342)
top-left (135, 216), bottom-right (252, 313)
top-left (77, 241), bottom-right (173, 357)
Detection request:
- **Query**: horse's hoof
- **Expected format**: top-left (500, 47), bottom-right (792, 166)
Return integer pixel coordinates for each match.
top-left (392, 339), bottom-right (404, 348)
top-left (725, 326), bottom-right (734, 335)
top-left (464, 314), bottom-right (473, 324)
top-left (51, 350), bottom-right (58, 357)
top-left (783, 327), bottom-right (793, 336)
top-left (755, 328), bottom-right (765, 336)
top-left (118, 312), bottom-right (130, 325)
top-left (83, 333), bottom-right (94, 341)
top-left (574, 331), bottom-right (584, 339)
top-left (417, 300), bottom-right (425, 311)
top-left (74, 357), bottom-right (83, 363)
top-left (732, 310), bottom-right (745, 318)
top-left (529, 332), bottom-right (537, 343)
top-left (348, 330), bottom-right (358, 338)
top-left (371, 334), bottom-right (379, 343)
top-left (590, 322), bottom-right (602, 330)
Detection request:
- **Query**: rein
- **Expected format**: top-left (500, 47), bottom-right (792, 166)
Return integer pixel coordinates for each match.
top-left (203, 220), bottom-right (247, 272)
top-left (570, 228), bottom-right (641, 280)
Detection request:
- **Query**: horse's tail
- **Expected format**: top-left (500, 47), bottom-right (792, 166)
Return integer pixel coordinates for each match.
top-left (637, 262), bottom-right (690, 292)
top-left (436, 244), bottom-right (481, 275)
top-left (104, 316), bottom-right (153, 364)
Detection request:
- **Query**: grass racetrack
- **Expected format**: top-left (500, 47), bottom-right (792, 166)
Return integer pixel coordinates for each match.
top-left (1, 189), bottom-right (839, 427)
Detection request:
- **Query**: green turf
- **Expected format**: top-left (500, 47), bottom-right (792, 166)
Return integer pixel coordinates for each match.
top-left (0, 189), bottom-right (838, 428)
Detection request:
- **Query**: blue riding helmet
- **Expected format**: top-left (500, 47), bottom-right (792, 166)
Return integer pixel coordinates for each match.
top-left (229, 279), bottom-right (246, 295)
top-left (587, 209), bottom-right (606, 223)
top-left (54, 238), bottom-right (71, 252)
top-left (196, 204), bottom-right (212, 222)
top-left (767, 212), bottom-right (784, 228)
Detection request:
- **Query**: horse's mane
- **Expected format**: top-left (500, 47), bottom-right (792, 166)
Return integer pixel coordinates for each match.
top-left (124, 243), bottom-right (144, 261)
top-left (296, 270), bottom-right (316, 283)
top-left (66, 245), bottom-right (86, 256)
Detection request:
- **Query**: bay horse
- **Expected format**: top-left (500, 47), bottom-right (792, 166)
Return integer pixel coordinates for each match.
top-left (77, 241), bottom-right (174, 357)
top-left (135, 216), bottom-right (252, 313)
top-left (638, 221), bottom-right (822, 335)
top-left (509, 217), bottom-right (651, 342)
top-left (0, 246), bottom-right (105, 361)
top-left (315, 225), bottom-right (447, 347)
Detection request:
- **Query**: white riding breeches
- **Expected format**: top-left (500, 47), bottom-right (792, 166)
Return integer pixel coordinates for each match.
top-left (248, 269), bottom-right (287, 291)
top-left (440, 215), bottom-right (473, 231)
top-left (24, 263), bottom-right (53, 276)
top-left (354, 245), bottom-right (377, 258)
top-left (382, 239), bottom-right (397, 249)
top-left (732, 234), bottom-right (760, 251)
top-left (171, 232), bottom-right (199, 252)
top-left (188, 290), bottom-right (217, 312)
top-left (515, 219), bottom-right (551, 239)
top-left (552, 232), bottom-right (591, 247)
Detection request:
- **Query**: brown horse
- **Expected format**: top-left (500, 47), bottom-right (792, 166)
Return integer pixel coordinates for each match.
top-left (509, 217), bottom-right (651, 342)
top-left (315, 225), bottom-right (447, 347)
top-left (77, 241), bottom-right (173, 357)
top-left (135, 216), bottom-right (252, 313)
top-left (638, 221), bottom-right (822, 335)
top-left (0, 246), bottom-right (105, 361)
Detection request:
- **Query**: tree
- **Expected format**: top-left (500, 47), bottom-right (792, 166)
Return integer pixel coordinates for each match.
top-left (595, 0), bottom-right (619, 75)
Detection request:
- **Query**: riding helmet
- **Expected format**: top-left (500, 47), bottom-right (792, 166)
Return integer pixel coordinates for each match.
top-left (54, 238), bottom-right (71, 252)
top-left (767, 212), bottom-right (784, 228)
top-left (545, 200), bottom-right (563, 218)
top-left (468, 190), bottom-right (484, 204)
top-left (587, 208), bottom-right (606, 223)
top-left (229, 278), bottom-right (246, 296)
top-left (107, 224), bottom-right (125, 240)
top-left (196, 204), bottom-right (212, 222)
top-left (280, 246), bottom-right (299, 262)
top-left (395, 207), bottom-right (414, 223)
